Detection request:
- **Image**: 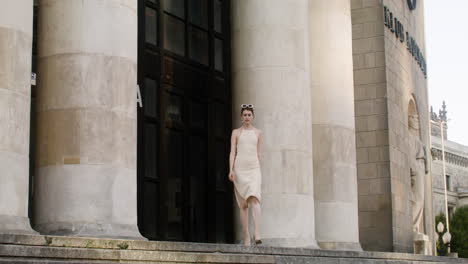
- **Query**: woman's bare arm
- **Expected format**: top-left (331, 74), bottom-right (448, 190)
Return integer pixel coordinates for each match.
top-left (256, 129), bottom-right (262, 161)
top-left (228, 129), bottom-right (238, 181)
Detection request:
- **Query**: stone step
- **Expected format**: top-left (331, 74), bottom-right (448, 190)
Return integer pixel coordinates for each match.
top-left (0, 244), bottom-right (274, 264)
top-left (0, 234), bottom-right (466, 264)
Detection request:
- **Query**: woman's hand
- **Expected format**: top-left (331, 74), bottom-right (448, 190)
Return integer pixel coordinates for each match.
top-left (228, 171), bottom-right (235, 182)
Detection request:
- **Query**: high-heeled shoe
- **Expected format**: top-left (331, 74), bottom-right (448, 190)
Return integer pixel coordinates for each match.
top-left (255, 239), bottom-right (262, 245)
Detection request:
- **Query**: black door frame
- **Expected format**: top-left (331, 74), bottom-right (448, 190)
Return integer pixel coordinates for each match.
top-left (136, 0), bottom-right (233, 243)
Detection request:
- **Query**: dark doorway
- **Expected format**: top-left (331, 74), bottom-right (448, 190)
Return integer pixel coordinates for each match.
top-left (137, 0), bottom-right (233, 243)
top-left (29, 0), bottom-right (38, 219)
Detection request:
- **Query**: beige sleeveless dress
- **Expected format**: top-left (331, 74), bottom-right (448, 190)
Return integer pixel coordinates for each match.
top-left (234, 129), bottom-right (262, 208)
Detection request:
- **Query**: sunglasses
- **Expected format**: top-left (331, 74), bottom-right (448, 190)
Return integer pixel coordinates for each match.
top-left (241, 104), bottom-right (254, 109)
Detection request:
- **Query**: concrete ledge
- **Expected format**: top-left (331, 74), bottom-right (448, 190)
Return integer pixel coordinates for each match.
top-left (0, 234), bottom-right (465, 264)
top-left (318, 241), bottom-right (363, 251)
top-left (0, 216), bottom-right (38, 235)
top-left (33, 222), bottom-right (145, 241)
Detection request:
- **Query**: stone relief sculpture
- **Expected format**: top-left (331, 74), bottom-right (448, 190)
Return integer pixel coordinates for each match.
top-left (408, 99), bottom-right (430, 254)
top-left (409, 112), bottom-right (426, 234)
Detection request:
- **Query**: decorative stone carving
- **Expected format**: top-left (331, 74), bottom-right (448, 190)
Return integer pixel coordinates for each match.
top-left (411, 139), bottom-right (426, 235)
top-left (409, 113), bottom-right (420, 132)
top-left (408, 99), bottom-right (430, 254)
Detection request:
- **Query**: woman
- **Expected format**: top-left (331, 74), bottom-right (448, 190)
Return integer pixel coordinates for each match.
top-left (228, 104), bottom-right (262, 246)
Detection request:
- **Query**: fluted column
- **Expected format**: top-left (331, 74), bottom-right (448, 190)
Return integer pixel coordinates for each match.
top-left (309, 0), bottom-right (361, 250)
top-left (232, 0), bottom-right (317, 248)
top-left (0, 0), bottom-right (37, 235)
top-left (34, 0), bottom-right (143, 239)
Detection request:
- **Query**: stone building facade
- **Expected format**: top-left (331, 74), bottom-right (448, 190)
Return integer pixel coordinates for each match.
top-left (0, 0), bottom-right (434, 255)
top-left (430, 105), bottom-right (468, 218)
top-left (352, 0), bottom-right (433, 253)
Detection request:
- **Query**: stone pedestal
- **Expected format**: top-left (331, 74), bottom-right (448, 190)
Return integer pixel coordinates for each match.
top-left (0, 0), bottom-right (37, 235)
top-left (231, 0), bottom-right (317, 248)
top-left (309, 0), bottom-right (361, 250)
top-left (413, 233), bottom-right (430, 255)
top-left (34, 0), bottom-right (142, 239)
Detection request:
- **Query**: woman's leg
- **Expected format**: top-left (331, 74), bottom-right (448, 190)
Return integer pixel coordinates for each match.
top-left (248, 197), bottom-right (261, 241)
top-left (239, 200), bottom-right (250, 245)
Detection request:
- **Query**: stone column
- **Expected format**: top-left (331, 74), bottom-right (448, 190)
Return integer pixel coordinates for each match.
top-left (309, 0), bottom-right (361, 250)
top-left (232, 0), bottom-right (317, 248)
top-left (34, 0), bottom-right (143, 239)
top-left (0, 0), bottom-right (37, 235)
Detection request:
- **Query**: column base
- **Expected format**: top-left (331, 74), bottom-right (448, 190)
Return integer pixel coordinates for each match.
top-left (318, 241), bottom-right (363, 251)
top-left (0, 215), bottom-right (38, 235)
top-left (413, 233), bottom-right (430, 255)
top-left (34, 222), bottom-right (146, 240)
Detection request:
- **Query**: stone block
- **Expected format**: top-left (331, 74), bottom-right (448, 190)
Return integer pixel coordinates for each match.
top-left (358, 194), bottom-right (381, 211)
top-left (352, 24), bottom-right (364, 39)
top-left (376, 130), bottom-right (389, 145)
top-left (366, 84), bottom-right (378, 99)
top-left (362, 0), bottom-right (380, 8)
top-left (364, 52), bottom-right (376, 68)
top-left (363, 21), bottom-right (384, 38)
top-left (350, 0), bottom-right (363, 10)
top-left (355, 116), bottom-right (368, 132)
top-left (377, 162), bottom-right (391, 178)
top-left (357, 163), bottom-right (377, 179)
top-left (351, 6), bottom-right (383, 24)
top-left (356, 148), bottom-right (369, 163)
top-left (358, 211), bottom-right (375, 228)
top-left (379, 146), bottom-right (390, 161)
top-left (367, 115), bottom-right (388, 131)
top-left (375, 51), bottom-right (385, 67)
top-left (369, 178), bottom-right (390, 195)
top-left (352, 36), bottom-right (385, 54)
top-left (374, 98), bottom-right (388, 114)
top-left (354, 67), bottom-right (386, 85)
top-left (355, 100), bottom-right (374, 116)
top-left (353, 53), bottom-right (365, 69)
top-left (356, 131), bottom-right (378, 148)
top-left (367, 147), bottom-right (380, 162)
top-left (375, 83), bottom-right (387, 98)
top-left (358, 194), bottom-right (391, 212)
top-left (358, 179), bottom-right (370, 195)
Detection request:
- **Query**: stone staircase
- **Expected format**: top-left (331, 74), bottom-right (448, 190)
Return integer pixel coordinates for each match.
top-left (0, 234), bottom-right (466, 264)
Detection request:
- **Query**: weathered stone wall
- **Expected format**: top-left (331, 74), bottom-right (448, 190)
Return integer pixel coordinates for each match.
top-left (352, 0), bottom-right (432, 253)
top-left (351, 0), bottom-right (392, 252)
top-left (382, 0), bottom-right (432, 253)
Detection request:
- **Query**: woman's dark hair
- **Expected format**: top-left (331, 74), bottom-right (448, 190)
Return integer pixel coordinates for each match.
top-left (241, 107), bottom-right (254, 115)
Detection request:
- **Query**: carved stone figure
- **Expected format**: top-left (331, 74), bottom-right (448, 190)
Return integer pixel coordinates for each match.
top-left (408, 108), bottom-right (426, 235)
top-left (408, 101), bottom-right (431, 254)
top-left (410, 138), bottom-right (426, 235)
top-left (408, 113), bottom-right (420, 131)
